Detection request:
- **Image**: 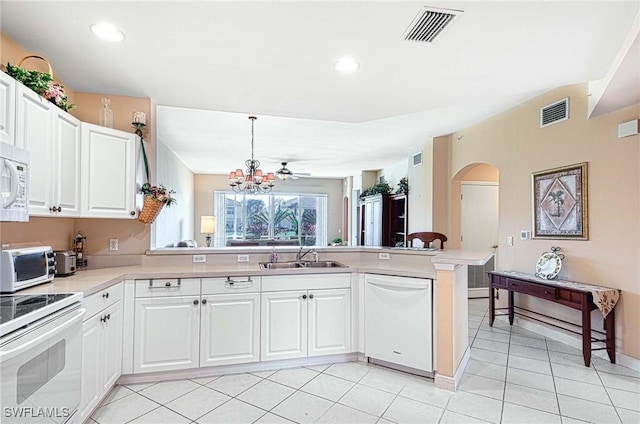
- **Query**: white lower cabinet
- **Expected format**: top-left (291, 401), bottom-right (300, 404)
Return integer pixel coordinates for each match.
top-left (133, 295), bottom-right (201, 373)
top-left (132, 277), bottom-right (261, 373)
top-left (260, 274), bottom-right (352, 361)
top-left (261, 291), bottom-right (308, 361)
top-left (308, 288), bottom-right (351, 357)
top-left (80, 285), bottom-right (123, 421)
top-left (200, 293), bottom-right (260, 366)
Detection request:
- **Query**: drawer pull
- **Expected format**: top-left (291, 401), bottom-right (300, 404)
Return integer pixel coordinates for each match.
top-left (148, 280), bottom-right (181, 289)
top-left (102, 292), bottom-right (109, 299)
top-left (202, 299), bottom-right (207, 304)
top-left (225, 277), bottom-right (253, 289)
top-left (193, 299), bottom-right (199, 305)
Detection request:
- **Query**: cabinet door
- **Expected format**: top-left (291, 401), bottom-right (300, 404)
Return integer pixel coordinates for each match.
top-left (0, 71), bottom-right (16, 145)
top-left (16, 85), bottom-right (54, 216)
top-left (51, 109), bottom-right (81, 217)
top-left (200, 293), bottom-right (260, 367)
top-left (102, 301), bottom-right (123, 392)
top-left (81, 123), bottom-right (137, 219)
top-left (133, 296), bottom-right (200, 373)
top-left (308, 289), bottom-right (351, 356)
top-left (80, 314), bottom-right (102, 422)
top-left (260, 291), bottom-right (307, 361)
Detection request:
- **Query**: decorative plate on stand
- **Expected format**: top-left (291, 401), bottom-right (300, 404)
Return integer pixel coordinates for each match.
top-left (535, 247), bottom-right (564, 279)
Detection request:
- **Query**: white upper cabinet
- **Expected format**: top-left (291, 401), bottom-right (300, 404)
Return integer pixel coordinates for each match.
top-left (0, 71), bottom-right (16, 145)
top-left (16, 84), bottom-right (55, 215)
top-left (81, 123), bottom-right (138, 219)
top-left (15, 84), bottom-right (81, 216)
top-left (50, 108), bottom-right (81, 216)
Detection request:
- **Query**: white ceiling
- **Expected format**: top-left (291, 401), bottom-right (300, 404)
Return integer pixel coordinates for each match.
top-left (2, 1), bottom-right (638, 178)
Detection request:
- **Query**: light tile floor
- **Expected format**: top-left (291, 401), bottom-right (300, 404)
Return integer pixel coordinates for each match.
top-left (90, 299), bottom-right (640, 424)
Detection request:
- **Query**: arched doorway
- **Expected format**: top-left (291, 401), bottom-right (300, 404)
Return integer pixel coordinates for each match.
top-left (451, 163), bottom-right (499, 298)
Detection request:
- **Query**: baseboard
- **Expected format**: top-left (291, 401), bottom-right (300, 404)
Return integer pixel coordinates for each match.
top-left (468, 288), bottom-right (488, 299)
top-left (434, 346), bottom-right (470, 392)
top-left (117, 353), bottom-right (358, 385)
top-left (513, 315), bottom-right (640, 372)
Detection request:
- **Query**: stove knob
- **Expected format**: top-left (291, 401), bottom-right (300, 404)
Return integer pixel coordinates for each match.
top-left (48, 260), bottom-right (56, 266)
top-left (46, 252), bottom-right (54, 258)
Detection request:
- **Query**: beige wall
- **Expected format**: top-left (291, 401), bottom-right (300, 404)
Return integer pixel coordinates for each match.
top-left (450, 83), bottom-right (640, 359)
top-left (194, 174), bottom-right (344, 248)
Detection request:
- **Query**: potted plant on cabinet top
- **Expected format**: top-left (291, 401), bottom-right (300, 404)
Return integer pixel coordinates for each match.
top-left (331, 237), bottom-right (343, 246)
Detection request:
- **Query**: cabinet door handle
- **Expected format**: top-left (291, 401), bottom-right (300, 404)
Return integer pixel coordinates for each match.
top-left (100, 315), bottom-right (107, 323)
top-left (202, 299), bottom-right (207, 304)
top-left (103, 292), bottom-right (109, 299)
top-left (309, 294), bottom-right (314, 299)
top-left (165, 282), bottom-right (171, 287)
top-left (302, 294), bottom-right (307, 300)
top-left (193, 299), bottom-right (199, 305)
top-left (130, 211), bottom-right (136, 216)
top-left (106, 313), bottom-right (111, 320)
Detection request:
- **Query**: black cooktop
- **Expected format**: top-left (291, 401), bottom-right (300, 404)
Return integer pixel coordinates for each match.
top-left (0, 293), bottom-right (76, 325)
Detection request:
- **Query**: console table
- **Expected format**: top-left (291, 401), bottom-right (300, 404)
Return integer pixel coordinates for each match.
top-left (488, 271), bottom-right (619, 367)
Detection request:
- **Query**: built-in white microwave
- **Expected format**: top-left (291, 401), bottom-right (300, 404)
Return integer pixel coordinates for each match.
top-left (0, 143), bottom-right (29, 222)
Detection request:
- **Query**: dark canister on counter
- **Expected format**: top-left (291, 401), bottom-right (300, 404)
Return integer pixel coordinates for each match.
top-left (73, 231), bottom-right (87, 268)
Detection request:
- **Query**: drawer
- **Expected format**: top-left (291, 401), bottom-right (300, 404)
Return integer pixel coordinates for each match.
top-left (135, 278), bottom-right (200, 298)
top-left (261, 273), bottom-right (351, 292)
top-left (202, 276), bottom-right (260, 295)
top-left (506, 278), bottom-right (558, 300)
top-left (491, 276), bottom-right (508, 289)
top-left (84, 282), bottom-right (123, 320)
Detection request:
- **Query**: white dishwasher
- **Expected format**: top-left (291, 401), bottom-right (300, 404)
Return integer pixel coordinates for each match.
top-left (364, 274), bottom-right (433, 373)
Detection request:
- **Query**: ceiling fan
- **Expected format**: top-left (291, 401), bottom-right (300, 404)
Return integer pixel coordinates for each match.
top-left (275, 162), bottom-right (310, 180)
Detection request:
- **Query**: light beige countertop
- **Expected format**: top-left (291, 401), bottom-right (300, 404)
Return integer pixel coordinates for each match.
top-left (20, 248), bottom-right (491, 297)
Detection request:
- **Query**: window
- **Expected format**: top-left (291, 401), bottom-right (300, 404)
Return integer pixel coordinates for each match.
top-left (214, 192), bottom-right (327, 247)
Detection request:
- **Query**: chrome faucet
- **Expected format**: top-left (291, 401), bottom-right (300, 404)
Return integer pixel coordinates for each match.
top-left (296, 247), bottom-right (318, 262)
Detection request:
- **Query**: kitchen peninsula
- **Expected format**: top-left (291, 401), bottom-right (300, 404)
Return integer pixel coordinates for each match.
top-left (22, 246), bottom-right (491, 403)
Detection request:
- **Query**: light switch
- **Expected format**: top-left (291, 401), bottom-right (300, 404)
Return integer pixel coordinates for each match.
top-left (507, 236), bottom-right (513, 246)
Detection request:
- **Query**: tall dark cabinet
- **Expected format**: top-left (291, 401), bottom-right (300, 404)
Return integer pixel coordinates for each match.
top-left (359, 193), bottom-right (408, 247)
top-left (388, 194), bottom-right (408, 247)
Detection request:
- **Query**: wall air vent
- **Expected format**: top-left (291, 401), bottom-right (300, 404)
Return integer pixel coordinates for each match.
top-left (540, 97), bottom-right (569, 128)
top-left (412, 152), bottom-right (423, 166)
top-left (403, 6), bottom-right (463, 43)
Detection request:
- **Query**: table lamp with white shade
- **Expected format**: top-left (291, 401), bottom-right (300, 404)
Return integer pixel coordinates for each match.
top-left (200, 216), bottom-right (216, 247)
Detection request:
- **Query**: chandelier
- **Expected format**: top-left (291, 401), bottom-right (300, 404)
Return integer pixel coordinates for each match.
top-left (228, 116), bottom-right (275, 194)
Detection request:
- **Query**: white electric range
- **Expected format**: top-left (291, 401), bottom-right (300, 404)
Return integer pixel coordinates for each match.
top-left (0, 292), bottom-right (84, 423)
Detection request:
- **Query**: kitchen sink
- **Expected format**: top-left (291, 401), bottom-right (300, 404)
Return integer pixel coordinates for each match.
top-left (303, 261), bottom-right (347, 268)
top-left (259, 260), bottom-right (347, 270)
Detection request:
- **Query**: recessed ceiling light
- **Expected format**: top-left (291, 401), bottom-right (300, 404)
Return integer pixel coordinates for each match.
top-left (334, 57), bottom-right (359, 73)
top-left (90, 23), bottom-right (125, 42)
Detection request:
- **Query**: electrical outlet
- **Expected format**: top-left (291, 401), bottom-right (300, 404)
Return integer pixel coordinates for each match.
top-left (237, 254), bottom-right (250, 262)
top-left (379, 252), bottom-right (390, 260)
top-left (192, 255), bottom-right (206, 263)
top-left (520, 230), bottom-right (530, 240)
top-left (507, 236), bottom-right (514, 246)
top-left (109, 239), bottom-right (118, 251)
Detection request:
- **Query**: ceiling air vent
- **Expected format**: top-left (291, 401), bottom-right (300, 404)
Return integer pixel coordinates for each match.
top-left (403, 7), bottom-right (463, 43)
top-left (540, 97), bottom-right (569, 128)
top-left (412, 152), bottom-right (423, 166)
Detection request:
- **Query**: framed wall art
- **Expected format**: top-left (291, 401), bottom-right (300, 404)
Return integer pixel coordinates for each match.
top-left (532, 162), bottom-right (588, 240)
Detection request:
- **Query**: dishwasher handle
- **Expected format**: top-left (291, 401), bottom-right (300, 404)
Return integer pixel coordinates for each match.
top-left (367, 279), bottom-right (431, 290)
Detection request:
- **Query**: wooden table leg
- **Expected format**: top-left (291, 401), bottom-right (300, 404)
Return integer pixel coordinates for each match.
top-left (605, 309), bottom-right (616, 364)
top-left (508, 290), bottom-right (514, 325)
top-left (581, 293), bottom-right (592, 367)
top-left (489, 286), bottom-right (495, 326)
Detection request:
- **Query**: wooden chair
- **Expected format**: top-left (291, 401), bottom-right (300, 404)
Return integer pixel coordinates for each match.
top-left (407, 232), bottom-right (448, 249)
